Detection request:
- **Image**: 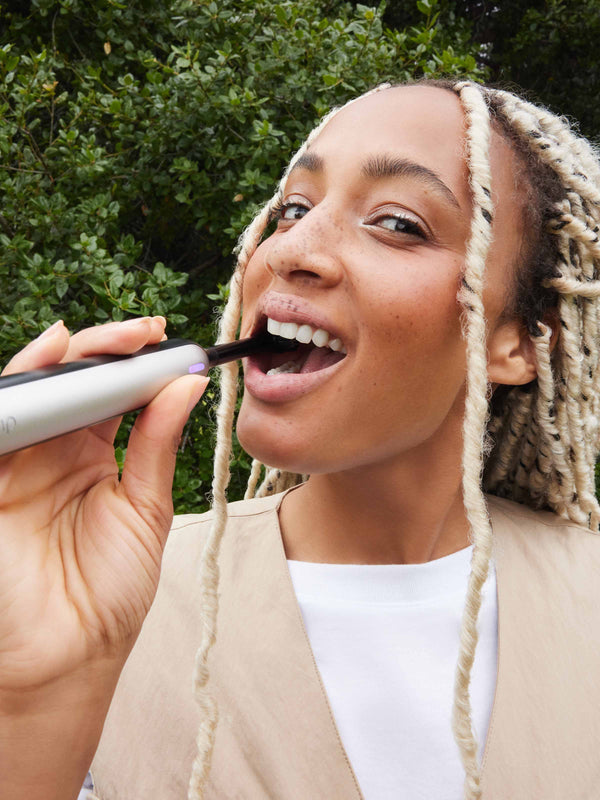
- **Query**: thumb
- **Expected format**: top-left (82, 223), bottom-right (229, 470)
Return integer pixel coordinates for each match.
top-left (120, 374), bottom-right (209, 536)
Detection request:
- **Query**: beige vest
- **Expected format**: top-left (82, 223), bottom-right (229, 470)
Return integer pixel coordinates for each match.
top-left (91, 493), bottom-right (600, 799)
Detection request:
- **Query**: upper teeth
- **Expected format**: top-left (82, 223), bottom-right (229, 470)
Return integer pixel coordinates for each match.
top-left (267, 317), bottom-right (346, 353)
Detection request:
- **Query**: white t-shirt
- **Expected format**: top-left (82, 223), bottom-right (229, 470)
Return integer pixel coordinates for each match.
top-left (287, 546), bottom-right (498, 800)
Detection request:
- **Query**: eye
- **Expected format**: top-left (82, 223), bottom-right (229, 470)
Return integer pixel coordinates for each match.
top-left (374, 213), bottom-right (427, 239)
top-left (280, 202), bottom-right (310, 221)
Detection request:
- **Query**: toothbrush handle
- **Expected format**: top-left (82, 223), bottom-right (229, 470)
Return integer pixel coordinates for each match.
top-left (0, 339), bottom-right (209, 456)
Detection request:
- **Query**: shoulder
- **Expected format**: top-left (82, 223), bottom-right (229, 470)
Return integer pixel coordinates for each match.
top-left (171, 490), bottom-right (285, 532)
top-left (486, 493), bottom-right (600, 594)
top-left (171, 493), bottom-right (285, 534)
top-left (487, 493), bottom-right (598, 548)
top-left (164, 491), bottom-right (285, 564)
top-left (487, 493), bottom-right (593, 535)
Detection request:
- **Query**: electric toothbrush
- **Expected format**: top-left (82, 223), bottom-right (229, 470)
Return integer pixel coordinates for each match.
top-left (0, 332), bottom-right (295, 455)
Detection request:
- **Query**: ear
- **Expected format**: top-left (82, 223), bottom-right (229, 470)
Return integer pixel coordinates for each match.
top-left (487, 319), bottom-right (538, 386)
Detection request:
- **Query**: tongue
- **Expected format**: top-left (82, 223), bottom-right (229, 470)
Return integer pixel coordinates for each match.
top-left (300, 347), bottom-right (345, 374)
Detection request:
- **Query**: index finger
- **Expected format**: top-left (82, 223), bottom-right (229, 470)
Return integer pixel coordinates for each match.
top-left (1, 320), bottom-right (70, 376)
top-left (65, 317), bottom-right (167, 360)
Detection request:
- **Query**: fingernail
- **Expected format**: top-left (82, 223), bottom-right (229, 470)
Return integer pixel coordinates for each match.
top-left (185, 379), bottom-right (208, 416)
top-left (36, 320), bottom-right (63, 340)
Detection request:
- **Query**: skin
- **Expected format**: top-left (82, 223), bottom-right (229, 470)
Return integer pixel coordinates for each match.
top-left (238, 85), bottom-right (538, 564)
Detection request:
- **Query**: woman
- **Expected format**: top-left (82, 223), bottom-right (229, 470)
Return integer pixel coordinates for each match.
top-left (2, 80), bottom-right (600, 800)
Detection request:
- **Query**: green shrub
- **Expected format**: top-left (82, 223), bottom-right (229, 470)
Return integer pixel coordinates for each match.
top-left (0, 0), bottom-right (482, 511)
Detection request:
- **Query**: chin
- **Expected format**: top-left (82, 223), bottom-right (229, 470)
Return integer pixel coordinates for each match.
top-left (236, 409), bottom-right (326, 476)
top-left (237, 423), bottom-right (305, 475)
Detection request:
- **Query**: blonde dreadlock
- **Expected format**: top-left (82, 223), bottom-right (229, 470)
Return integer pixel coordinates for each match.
top-left (187, 80), bottom-right (600, 800)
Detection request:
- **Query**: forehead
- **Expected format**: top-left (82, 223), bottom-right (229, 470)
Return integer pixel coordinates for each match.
top-left (300, 85), bottom-right (471, 206)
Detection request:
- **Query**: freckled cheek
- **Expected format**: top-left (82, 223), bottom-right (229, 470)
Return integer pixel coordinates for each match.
top-left (356, 271), bottom-right (464, 357)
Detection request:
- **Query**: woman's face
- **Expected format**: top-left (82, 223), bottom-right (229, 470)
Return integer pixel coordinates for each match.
top-left (237, 85), bottom-right (527, 475)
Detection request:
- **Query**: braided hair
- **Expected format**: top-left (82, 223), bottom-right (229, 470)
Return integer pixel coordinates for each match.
top-left (187, 81), bottom-right (600, 800)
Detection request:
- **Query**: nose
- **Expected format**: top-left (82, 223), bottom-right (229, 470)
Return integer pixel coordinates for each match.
top-left (265, 205), bottom-right (344, 288)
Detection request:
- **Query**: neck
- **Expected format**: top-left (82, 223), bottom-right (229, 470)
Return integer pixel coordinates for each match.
top-left (279, 439), bottom-right (472, 566)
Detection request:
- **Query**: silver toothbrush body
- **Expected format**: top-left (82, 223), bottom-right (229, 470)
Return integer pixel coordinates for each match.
top-left (0, 334), bottom-right (294, 456)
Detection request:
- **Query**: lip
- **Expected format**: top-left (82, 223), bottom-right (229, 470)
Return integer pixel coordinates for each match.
top-left (244, 291), bottom-right (349, 403)
top-left (244, 355), bottom-right (347, 403)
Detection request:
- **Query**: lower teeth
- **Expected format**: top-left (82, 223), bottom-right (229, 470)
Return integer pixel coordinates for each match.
top-left (266, 360), bottom-right (301, 376)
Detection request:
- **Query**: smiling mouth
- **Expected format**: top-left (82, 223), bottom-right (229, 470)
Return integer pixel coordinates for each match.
top-left (254, 317), bottom-right (347, 376)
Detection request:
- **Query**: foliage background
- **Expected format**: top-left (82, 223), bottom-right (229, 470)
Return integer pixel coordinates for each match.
top-left (379, 0), bottom-right (600, 142)
top-left (0, 0), bottom-right (596, 511)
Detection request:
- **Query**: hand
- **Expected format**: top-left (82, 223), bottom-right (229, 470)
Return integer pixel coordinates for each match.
top-left (0, 317), bottom-right (208, 693)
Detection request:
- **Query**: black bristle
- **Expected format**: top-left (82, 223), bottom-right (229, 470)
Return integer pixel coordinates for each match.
top-left (268, 333), bottom-right (300, 352)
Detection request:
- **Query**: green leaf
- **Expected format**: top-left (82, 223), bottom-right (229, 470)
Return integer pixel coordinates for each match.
top-left (55, 278), bottom-right (69, 299)
top-left (153, 262), bottom-right (168, 283)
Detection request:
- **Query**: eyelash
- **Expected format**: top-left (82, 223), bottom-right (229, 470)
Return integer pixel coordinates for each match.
top-left (267, 199), bottom-right (300, 224)
top-left (273, 201), bottom-right (428, 241)
top-left (278, 201), bottom-right (310, 221)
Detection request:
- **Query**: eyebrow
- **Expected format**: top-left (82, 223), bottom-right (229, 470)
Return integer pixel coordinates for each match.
top-left (291, 151), bottom-right (460, 209)
top-left (291, 152), bottom-right (324, 173)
